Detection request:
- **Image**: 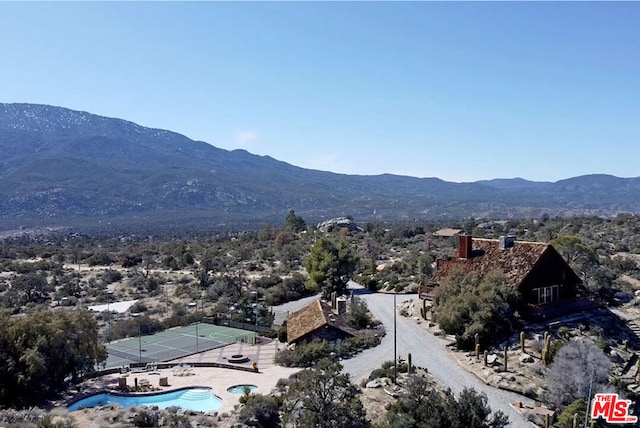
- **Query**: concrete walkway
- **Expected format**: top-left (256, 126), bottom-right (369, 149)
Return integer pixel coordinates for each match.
top-left (80, 338), bottom-right (296, 414)
top-left (169, 337), bottom-right (283, 370)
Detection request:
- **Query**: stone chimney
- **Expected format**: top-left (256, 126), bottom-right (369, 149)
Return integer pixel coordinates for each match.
top-left (459, 234), bottom-right (473, 259)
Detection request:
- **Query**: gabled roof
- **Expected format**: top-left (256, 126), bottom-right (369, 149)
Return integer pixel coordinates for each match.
top-left (433, 228), bottom-right (463, 237)
top-left (286, 299), bottom-right (354, 344)
top-left (432, 238), bottom-right (552, 288)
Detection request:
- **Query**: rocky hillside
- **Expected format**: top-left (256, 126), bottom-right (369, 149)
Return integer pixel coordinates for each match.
top-left (1, 103), bottom-right (639, 231)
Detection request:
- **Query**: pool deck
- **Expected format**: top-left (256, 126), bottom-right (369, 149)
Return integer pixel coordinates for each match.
top-left (76, 338), bottom-right (298, 414)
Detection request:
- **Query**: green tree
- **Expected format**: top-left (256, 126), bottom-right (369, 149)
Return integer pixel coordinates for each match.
top-left (550, 235), bottom-right (598, 282)
top-left (384, 376), bottom-right (508, 428)
top-left (0, 309), bottom-right (106, 406)
top-left (433, 269), bottom-right (519, 349)
top-left (282, 358), bottom-right (369, 428)
top-left (385, 374), bottom-right (453, 428)
top-left (304, 238), bottom-right (358, 298)
top-left (284, 210), bottom-right (306, 233)
top-left (347, 297), bottom-right (373, 329)
top-left (238, 394), bottom-right (281, 427)
top-left (455, 388), bottom-right (509, 428)
top-left (13, 272), bottom-right (51, 305)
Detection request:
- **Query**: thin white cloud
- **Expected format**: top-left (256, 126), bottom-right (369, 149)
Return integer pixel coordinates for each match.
top-left (233, 131), bottom-right (259, 148)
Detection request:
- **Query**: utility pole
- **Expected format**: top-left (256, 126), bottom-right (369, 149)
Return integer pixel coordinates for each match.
top-left (394, 292), bottom-right (397, 384)
top-left (251, 291), bottom-right (259, 326)
top-left (584, 368), bottom-right (595, 428)
top-left (131, 313), bottom-right (142, 364)
top-left (106, 290), bottom-right (114, 343)
top-left (189, 302), bottom-right (199, 352)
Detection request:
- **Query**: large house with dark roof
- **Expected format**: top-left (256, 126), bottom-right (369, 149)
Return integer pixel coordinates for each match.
top-left (420, 235), bottom-right (595, 321)
top-left (286, 299), bottom-right (355, 345)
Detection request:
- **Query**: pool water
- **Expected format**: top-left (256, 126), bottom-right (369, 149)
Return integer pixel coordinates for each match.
top-left (226, 384), bottom-right (257, 394)
top-left (68, 387), bottom-right (222, 412)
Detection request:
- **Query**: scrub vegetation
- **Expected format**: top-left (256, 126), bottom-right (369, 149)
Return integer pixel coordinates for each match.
top-left (1, 214), bottom-right (640, 425)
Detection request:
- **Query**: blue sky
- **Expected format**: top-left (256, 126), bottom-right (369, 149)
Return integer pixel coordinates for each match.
top-left (1, 2), bottom-right (638, 182)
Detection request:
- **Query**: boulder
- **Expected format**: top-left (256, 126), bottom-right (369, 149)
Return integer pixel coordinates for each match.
top-left (317, 217), bottom-right (362, 233)
top-left (366, 379), bottom-right (383, 388)
top-left (519, 353), bottom-right (534, 363)
top-left (609, 350), bottom-right (624, 364)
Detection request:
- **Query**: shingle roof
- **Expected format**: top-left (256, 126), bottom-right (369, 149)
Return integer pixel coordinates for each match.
top-left (286, 299), bottom-right (354, 344)
top-left (432, 238), bottom-right (550, 288)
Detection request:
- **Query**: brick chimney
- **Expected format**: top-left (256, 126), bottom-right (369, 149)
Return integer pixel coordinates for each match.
top-left (459, 234), bottom-right (473, 259)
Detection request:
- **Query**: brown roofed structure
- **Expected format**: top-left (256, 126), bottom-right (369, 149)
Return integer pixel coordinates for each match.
top-left (422, 235), bottom-right (593, 321)
top-left (433, 238), bottom-right (554, 288)
top-left (286, 299), bottom-right (355, 345)
top-left (433, 228), bottom-right (464, 238)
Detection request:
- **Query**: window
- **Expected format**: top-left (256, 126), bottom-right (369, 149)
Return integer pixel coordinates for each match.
top-left (534, 285), bottom-right (559, 304)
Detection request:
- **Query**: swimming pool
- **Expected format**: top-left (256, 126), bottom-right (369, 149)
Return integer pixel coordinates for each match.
top-left (226, 384), bottom-right (257, 394)
top-left (67, 387), bottom-right (222, 412)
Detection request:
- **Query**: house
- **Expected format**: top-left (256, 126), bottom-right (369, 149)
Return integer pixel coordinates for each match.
top-left (286, 299), bottom-right (355, 345)
top-left (420, 234), bottom-right (595, 321)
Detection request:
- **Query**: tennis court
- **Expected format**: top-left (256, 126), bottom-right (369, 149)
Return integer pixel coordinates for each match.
top-left (105, 323), bottom-right (256, 368)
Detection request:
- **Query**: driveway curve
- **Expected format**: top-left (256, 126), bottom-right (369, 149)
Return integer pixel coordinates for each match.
top-left (343, 284), bottom-right (533, 428)
top-left (272, 284), bottom-right (533, 427)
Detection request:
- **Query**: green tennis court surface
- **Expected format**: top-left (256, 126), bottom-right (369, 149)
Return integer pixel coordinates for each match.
top-left (105, 323), bottom-right (256, 368)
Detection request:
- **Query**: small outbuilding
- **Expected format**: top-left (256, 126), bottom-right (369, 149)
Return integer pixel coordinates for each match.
top-left (286, 299), bottom-right (355, 345)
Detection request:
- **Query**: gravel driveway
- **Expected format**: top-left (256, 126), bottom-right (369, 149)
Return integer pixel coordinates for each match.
top-left (343, 284), bottom-right (532, 428)
top-left (273, 284), bottom-right (532, 427)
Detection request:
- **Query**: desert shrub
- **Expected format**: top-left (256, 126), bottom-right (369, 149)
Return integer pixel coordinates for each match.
top-left (281, 359), bottom-right (368, 428)
top-left (129, 301), bottom-right (148, 313)
top-left (253, 274), bottom-right (282, 289)
top-left (384, 380), bottom-right (509, 428)
top-left (131, 410), bottom-right (159, 427)
top-left (276, 334), bottom-right (381, 368)
top-left (547, 339), bottom-right (612, 406)
top-left (275, 377), bottom-right (291, 390)
top-left (367, 360), bottom-right (412, 383)
top-left (101, 269), bottom-right (122, 284)
top-left (555, 399), bottom-right (587, 428)
top-left (237, 394), bottom-right (281, 427)
top-left (394, 282), bottom-right (408, 292)
top-left (159, 411), bottom-right (192, 428)
top-left (264, 273), bottom-right (312, 306)
top-left (276, 340), bottom-right (331, 367)
top-left (37, 414), bottom-right (77, 428)
top-left (87, 251), bottom-right (114, 266)
top-left (546, 338), bottom-right (565, 364)
top-left (347, 297), bottom-right (373, 330)
top-left (0, 408), bottom-right (46, 425)
top-left (433, 269), bottom-right (519, 349)
top-left (110, 315), bottom-right (164, 341)
top-left (277, 324), bottom-right (287, 343)
top-left (530, 362), bottom-right (546, 376)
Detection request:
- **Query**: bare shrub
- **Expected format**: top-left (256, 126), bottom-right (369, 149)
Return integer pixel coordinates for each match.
top-left (547, 338), bottom-right (613, 406)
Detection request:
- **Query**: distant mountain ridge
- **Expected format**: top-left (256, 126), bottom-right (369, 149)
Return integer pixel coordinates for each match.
top-left (1, 103), bottom-right (639, 231)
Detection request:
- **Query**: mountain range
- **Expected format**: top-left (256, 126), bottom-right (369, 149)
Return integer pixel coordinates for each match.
top-left (1, 103), bottom-right (639, 232)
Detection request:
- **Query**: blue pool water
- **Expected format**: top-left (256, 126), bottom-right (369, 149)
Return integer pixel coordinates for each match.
top-left (226, 384), bottom-right (257, 394)
top-left (68, 387), bottom-right (222, 412)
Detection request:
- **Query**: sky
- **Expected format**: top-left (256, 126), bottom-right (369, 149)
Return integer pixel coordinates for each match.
top-left (1, 2), bottom-right (638, 183)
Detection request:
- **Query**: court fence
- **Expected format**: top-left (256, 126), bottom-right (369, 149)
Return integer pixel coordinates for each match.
top-left (104, 323), bottom-right (257, 368)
